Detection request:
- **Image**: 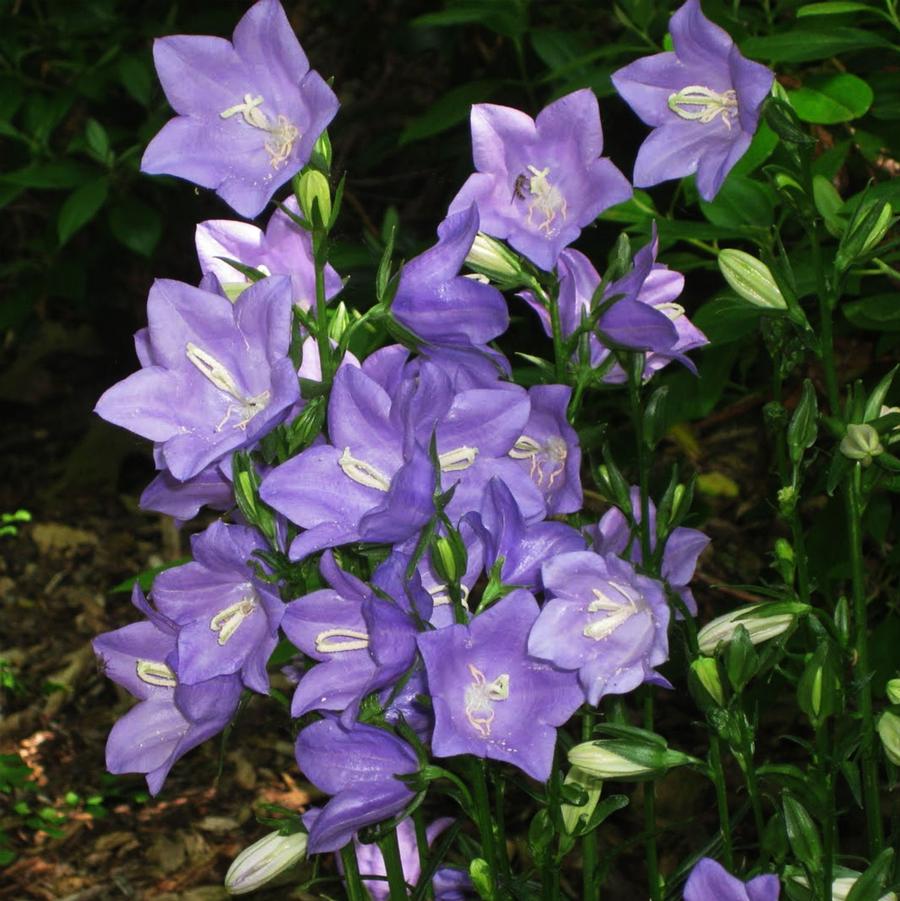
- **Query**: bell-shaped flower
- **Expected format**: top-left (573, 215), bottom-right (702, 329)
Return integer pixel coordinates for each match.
top-left (587, 486), bottom-right (709, 616)
top-left (684, 857), bottom-right (780, 901)
top-left (611, 0), bottom-right (773, 201)
top-left (417, 589), bottom-right (583, 781)
top-left (93, 592), bottom-right (242, 795)
top-left (140, 458), bottom-right (234, 523)
top-left (528, 551), bottom-right (671, 706)
top-left (195, 197), bottom-right (342, 309)
top-left (150, 521), bottom-right (284, 693)
top-left (448, 89), bottom-right (632, 271)
top-left (95, 275), bottom-right (299, 481)
top-left (141, 0), bottom-right (339, 218)
top-left (294, 717), bottom-right (419, 853)
top-left (392, 205), bottom-right (509, 354)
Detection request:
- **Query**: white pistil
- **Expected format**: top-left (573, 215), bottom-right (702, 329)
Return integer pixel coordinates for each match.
top-left (656, 302), bottom-right (686, 321)
top-left (525, 165), bottom-right (568, 234)
top-left (338, 447), bottom-right (391, 492)
top-left (210, 596), bottom-right (258, 646)
top-left (219, 93), bottom-right (300, 169)
top-left (314, 628), bottom-right (370, 653)
top-left (583, 583), bottom-right (640, 642)
top-left (667, 85), bottom-right (738, 130)
top-left (186, 342), bottom-right (271, 432)
top-left (438, 446), bottom-right (478, 473)
top-left (136, 659), bottom-right (177, 688)
top-left (508, 434), bottom-right (567, 488)
top-left (430, 583), bottom-right (470, 607)
top-left (464, 663), bottom-right (510, 738)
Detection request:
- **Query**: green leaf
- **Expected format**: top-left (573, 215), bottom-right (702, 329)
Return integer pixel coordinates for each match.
top-left (530, 29), bottom-right (588, 73)
top-left (797, 1), bottom-right (882, 15)
top-left (57, 178), bottom-right (109, 246)
top-left (1, 161), bottom-right (96, 189)
top-left (700, 176), bottom-right (775, 228)
top-left (813, 174), bottom-right (845, 236)
top-left (843, 293), bottom-right (900, 331)
top-left (85, 118), bottom-right (111, 164)
top-left (692, 296), bottom-right (762, 344)
top-left (782, 793), bottom-right (823, 870)
top-left (729, 123), bottom-right (778, 179)
top-left (790, 74), bottom-right (873, 124)
top-left (741, 28), bottom-right (889, 63)
top-left (399, 80), bottom-right (501, 145)
top-left (787, 379), bottom-right (819, 464)
top-left (117, 56), bottom-right (153, 106)
top-left (108, 197), bottom-right (163, 257)
top-left (845, 848), bottom-right (895, 901)
top-left (413, 1), bottom-right (525, 38)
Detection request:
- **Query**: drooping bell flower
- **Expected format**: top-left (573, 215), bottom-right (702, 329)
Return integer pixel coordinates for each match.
top-left (294, 717), bottom-right (419, 853)
top-left (611, 0), bottom-right (774, 201)
top-left (195, 197), bottom-right (342, 308)
top-left (587, 486), bottom-right (710, 616)
top-left (683, 857), bottom-right (780, 901)
top-left (528, 551), bottom-right (671, 706)
top-left (417, 589), bottom-right (583, 781)
top-left (139, 459), bottom-right (234, 523)
top-left (447, 90), bottom-right (632, 271)
top-left (141, 0), bottom-right (339, 218)
top-left (149, 521), bottom-right (284, 694)
top-left (95, 275), bottom-right (299, 482)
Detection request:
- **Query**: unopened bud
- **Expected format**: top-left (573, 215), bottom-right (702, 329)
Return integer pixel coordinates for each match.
top-left (777, 486), bottom-right (797, 517)
top-left (840, 423), bottom-right (883, 465)
top-left (886, 678), bottom-right (900, 705)
top-left (225, 830), bottom-right (308, 895)
top-left (877, 709), bottom-right (900, 766)
top-left (296, 169), bottom-right (332, 227)
top-left (837, 198), bottom-right (893, 271)
top-left (792, 873), bottom-right (897, 901)
top-left (718, 249), bottom-right (788, 311)
top-left (466, 232), bottom-right (526, 286)
top-left (560, 766), bottom-right (604, 835)
top-left (689, 657), bottom-right (725, 708)
top-left (698, 603), bottom-right (805, 656)
top-left (430, 535), bottom-right (464, 585)
top-left (567, 739), bottom-right (692, 780)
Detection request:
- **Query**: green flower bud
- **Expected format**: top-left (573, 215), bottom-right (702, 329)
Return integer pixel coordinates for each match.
top-left (297, 169), bottom-right (332, 227)
top-left (886, 678), bottom-right (900, 705)
top-left (698, 603), bottom-right (806, 656)
top-left (791, 872), bottom-right (897, 901)
top-left (560, 766), bottom-right (604, 835)
top-left (840, 423), bottom-right (884, 465)
top-left (567, 739), bottom-right (692, 780)
top-left (877, 709), bottom-right (900, 766)
top-left (689, 657), bottom-right (725, 708)
top-left (718, 249), bottom-right (788, 311)
top-left (465, 232), bottom-right (526, 287)
top-left (225, 830), bottom-right (308, 895)
top-left (837, 197), bottom-right (893, 271)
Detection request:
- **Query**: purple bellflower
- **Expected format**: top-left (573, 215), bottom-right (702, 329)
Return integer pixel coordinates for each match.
top-left (149, 521), bottom-right (284, 694)
top-left (418, 590), bottom-right (583, 781)
top-left (195, 196), bottom-right (342, 309)
top-left (294, 717), bottom-right (419, 853)
top-left (93, 590), bottom-right (242, 795)
top-left (611, 0), bottom-right (774, 201)
top-left (684, 857), bottom-right (780, 901)
top-left (344, 817), bottom-right (471, 900)
top-left (140, 459), bottom-right (234, 523)
top-left (141, 0), bottom-right (339, 218)
top-left (448, 89), bottom-right (632, 271)
top-left (95, 275), bottom-right (299, 482)
top-left (528, 551), bottom-right (671, 706)
top-left (587, 487), bottom-right (710, 616)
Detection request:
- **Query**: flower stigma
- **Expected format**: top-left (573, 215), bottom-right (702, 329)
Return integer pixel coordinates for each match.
top-left (667, 85), bottom-right (738, 129)
top-left (338, 448), bottom-right (391, 491)
top-left (464, 663), bottom-right (510, 737)
top-left (524, 165), bottom-right (568, 233)
top-left (509, 434), bottom-right (567, 488)
top-left (583, 582), bottom-right (640, 641)
top-left (438, 446), bottom-right (479, 473)
top-left (136, 659), bottom-right (178, 688)
top-left (210, 595), bottom-right (258, 646)
top-left (219, 93), bottom-right (300, 168)
top-left (314, 628), bottom-right (370, 653)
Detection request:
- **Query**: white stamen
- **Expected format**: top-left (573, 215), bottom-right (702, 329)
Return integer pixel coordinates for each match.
top-left (667, 85), bottom-right (738, 129)
top-left (136, 659), bottom-right (177, 688)
top-left (314, 628), bottom-right (370, 653)
top-left (583, 583), bottom-right (640, 641)
top-left (656, 302), bottom-right (685, 321)
top-left (220, 94), bottom-right (267, 127)
top-left (508, 436), bottom-right (542, 459)
top-left (430, 583), bottom-right (470, 607)
top-left (338, 447), bottom-right (391, 492)
top-left (438, 446), bottom-right (478, 472)
top-left (464, 663), bottom-right (510, 737)
top-left (525, 165), bottom-right (568, 234)
top-left (219, 93), bottom-right (300, 169)
top-left (509, 434), bottom-right (567, 488)
top-left (210, 596), bottom-right (258, 646)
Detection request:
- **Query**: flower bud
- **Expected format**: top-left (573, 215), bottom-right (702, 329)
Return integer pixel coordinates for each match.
top-left (698, 603), bottom-right (805, 656)
top-left (296, 169), bottom-right (332, 227)
top-left (791, 873), bottom-right (897, 901)
top-left (877, 709), bottom-right (900, 766)
top-left (886, 678), bottom-right (900, 705)
top-left (840, 423), bottom-right (883, 466)
top-left (225, 830), bottom-right (308, 895)
top-left (560, 766), bottom-right (604, 835)
top-left (430, 533), bottom-right (467, 586)
top-left (718, 249), bottom-right (788, 311)
top-left (465, 232), bottom-right (526, 287)
top-left (567, 739), bottom-right (692, 780)
top-left (837, 198), bottom-right (893, 271)
top-left (689, 657), bottom-right (725, 708)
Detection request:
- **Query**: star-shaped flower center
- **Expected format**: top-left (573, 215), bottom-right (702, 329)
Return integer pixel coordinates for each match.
top-left (667, 85), bottom-right (739, 130)
top-left (219, 93), bottom-right (300, 168)
top-left (464, 663), bottom-right (510, 737)
top-left (509, 434), bottom-right (568, 489)
top-left (514, 165), bottom-right (568, 234)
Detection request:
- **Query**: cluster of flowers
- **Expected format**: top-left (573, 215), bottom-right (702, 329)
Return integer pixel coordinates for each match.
top-left (93, 0), bottom-right (777, 895)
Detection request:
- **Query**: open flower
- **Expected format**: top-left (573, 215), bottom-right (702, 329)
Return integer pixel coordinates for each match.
top-left (684, 857), bottom-right (779, 901)
top-left (141, 0), bottom-right (339, 218)
top-left (448, 90), bottom-right (631, 270)
top-left (611, 0), bottom-right (773, 201)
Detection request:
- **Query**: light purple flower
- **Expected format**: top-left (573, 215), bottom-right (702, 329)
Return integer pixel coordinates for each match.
top-left (586, 486), bottom-right (710, 616)
top-left (528, 551), bottom-right (671, 706)
top-left (141, 0), bottom-right (339, 218)
top-left (95, 276), bottom-right (299, 481)
top-left (140, 459), bottom-right (233, 522)
top-left (150, 521), bottom-right (284, 693)
top-left (684, 857), bottom-right (780, 901)
top-left (418, 590), bottom-right (583, 781)
top-left (195, 196), bottom-right (342, 309)
top-left (343, 817), bottom-right (471, 901)
top-left (294, 718), bottom-right (419, 853)
top-left (611, 0), bottom-right (773, 201)
top-left (448, 89), bottom-right (632, 271)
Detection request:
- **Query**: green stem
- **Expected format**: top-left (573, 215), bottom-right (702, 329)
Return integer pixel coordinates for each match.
top-left (709, 736), bottom-right (734, 870)
top-left (739, 727), bottom-right (766, 851)
top-left (313, 228), bottom-right (334, 385)
top-left (412, 807), bottom-right (434, 901)
top-left (468, 759), bottom-right (501, 892)
top-left (643, 689), bottom-right (660, 901)
top-left (846, 466), bottom-right (884, 856)
top-left (582, 711), bottom-right (599, 901)
top-left (340, 842), bottom-right (367, 901)
top-left (816, 722), bottom-right (834, 901)
top-left (548, 284), bottom-right (567, 384)
top-left (626, 366), bottom-right (653, 565)
top-left (544, 755), bottom-right (562, 901)
top-left (380, 827), bottom-right (410, 897)
top-left (790, 508), bottom-right (811, 605)
top-left (493, 772), bottom-right (512, 886)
